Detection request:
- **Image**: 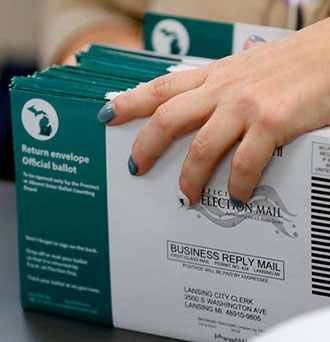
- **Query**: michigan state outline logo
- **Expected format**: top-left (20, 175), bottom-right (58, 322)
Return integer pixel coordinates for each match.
top-left (21, 99), bottom-right (59, 141)
top-left (151, 19), bottom-right (190, 55)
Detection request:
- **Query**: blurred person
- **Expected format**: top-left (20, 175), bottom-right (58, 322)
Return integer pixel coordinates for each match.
top-left (38, 0), bottom-right (330, 67)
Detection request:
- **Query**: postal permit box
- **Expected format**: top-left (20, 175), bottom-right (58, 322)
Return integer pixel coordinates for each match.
top-left (9, 42), bottom-right (330, 342)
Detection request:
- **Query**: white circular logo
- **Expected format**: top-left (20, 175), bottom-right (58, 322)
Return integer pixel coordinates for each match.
top-left (21, 99), bottom-right (59, 141)
top-left (151, 19), bottom-right (190, 55)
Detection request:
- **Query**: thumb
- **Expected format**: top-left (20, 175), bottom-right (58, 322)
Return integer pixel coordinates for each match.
top-left (244, 35), bottom-right (266, 50)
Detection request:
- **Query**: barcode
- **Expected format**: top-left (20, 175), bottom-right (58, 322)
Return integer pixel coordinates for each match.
top-left (311, 176), bottom-right (330, 297)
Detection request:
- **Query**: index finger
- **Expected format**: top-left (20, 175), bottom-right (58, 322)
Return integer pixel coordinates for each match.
top-left (97, 67), bottom-right (207, 125)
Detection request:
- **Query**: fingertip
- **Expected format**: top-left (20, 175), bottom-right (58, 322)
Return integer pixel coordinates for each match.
top-left (228, 179), bottom-right (254, 204)
top-left (97, 103), bottom-right (115, 124)
top-left (243, 35), bottom-right (266, 50)
top-left (249, 35), bottom-right (266, 43)
top-left (127, 151), bottom-right (156, 177)
top-left (177, 189), bottom-right (191, 207)
top-left (229, 197), bottom-right (244, 207)
top-left (179, 176), bottom-right (203, 207)
top-left (128, 154), bottom-right (139, 176)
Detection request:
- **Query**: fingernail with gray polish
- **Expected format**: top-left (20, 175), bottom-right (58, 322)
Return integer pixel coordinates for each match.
top-left (248, 35), bottom-right (266, 43)
top-left (178, 189), bottom-right (191, 207)
top-left (97, 103), bottom-right (115, 123)
top-left (128, 155), bottom-right (138, 176)
top-left (230, 197), bottom-right (243, 207)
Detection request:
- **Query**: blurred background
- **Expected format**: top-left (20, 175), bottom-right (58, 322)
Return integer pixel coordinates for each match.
top-left (0, 0), bottom-right (42, 180)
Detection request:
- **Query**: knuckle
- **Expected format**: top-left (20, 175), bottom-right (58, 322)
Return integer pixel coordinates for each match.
top-left (236, 85), bottom-right (259, 113)
top-left (231, 151), bottom-right (254, 177)
top-left (149, 75), bottom-right (170, 100)
top-left (190, 136), bottom-right (209, 162)
top-left (256, 104), bottom-right (287, 131)
top-left (237, 86), bottom-right (286, 130)
top-left (153, 105), bottom-right (171, 132)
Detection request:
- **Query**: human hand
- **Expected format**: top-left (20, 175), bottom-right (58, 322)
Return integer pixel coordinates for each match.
top-left (98, 18), bottom-right (330, 206)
